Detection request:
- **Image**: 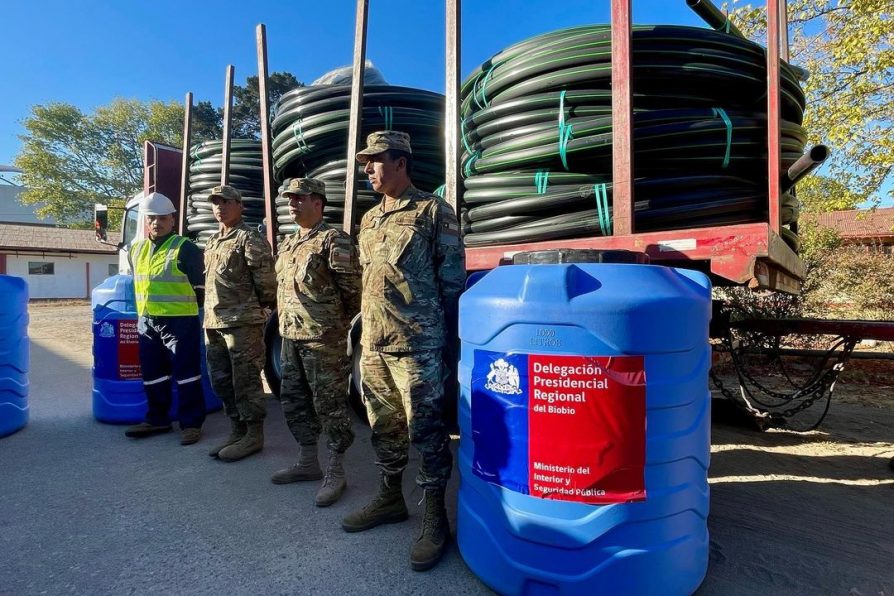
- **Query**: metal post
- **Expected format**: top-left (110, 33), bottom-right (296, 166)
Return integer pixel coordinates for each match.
top-left (221, 65), bottom-right (235, 186)
top-left (778, 0), bottom-right (790, 62)
top-left (256, 24), bottom-right (278, 251)
top-left (767, 0), bottom-right (782, 234)
top-left (342, 0), bottom-right (369, 237)
top-left (179, 92), bottom-right (193, 236)
top-left (444, 0), bottom-right (462, 216)
top-left (610, 0), bottom-right (633, 236)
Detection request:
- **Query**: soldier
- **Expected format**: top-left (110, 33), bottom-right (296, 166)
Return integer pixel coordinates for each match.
top-left (125, 192), bottom-right (206, 446)
top-left (341, 131), bottom-right (464, 572)
top-left (204, 185), bottom-right (277, 462)
top-left (272, 178), bottom-right (360, 507)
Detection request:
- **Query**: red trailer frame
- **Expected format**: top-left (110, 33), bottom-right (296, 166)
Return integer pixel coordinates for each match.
top-left (452, 0), bottom-right (804, 292)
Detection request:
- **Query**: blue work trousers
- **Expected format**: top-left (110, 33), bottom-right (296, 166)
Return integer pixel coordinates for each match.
top-left (137, 315), bottom-right (205, 429)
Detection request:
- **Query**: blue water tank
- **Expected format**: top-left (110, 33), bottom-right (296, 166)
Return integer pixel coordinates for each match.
top-left (457, 256), bottom-right (712, 595)
top-left (92, 274), bottom-right (220, 424)
top-left (0, 275), bottom-right (29, 438)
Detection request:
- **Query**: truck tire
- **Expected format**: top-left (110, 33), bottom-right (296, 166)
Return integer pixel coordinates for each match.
top-left (347, 317), bottom-right (458, 433)
top-left (266, 310), bottom-right (369, 423)
top-left (263, 312), bottom-right (282, 397)
top-left (348, 314), bottom-right (368, 423)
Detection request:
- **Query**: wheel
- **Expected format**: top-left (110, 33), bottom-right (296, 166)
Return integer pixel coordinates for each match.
top-left (347, 314), bottom-right (368, 423)
top-left (348, 341), bottom-right (368, 423)
top-left (346, 315), bottom-right (458, 432)
top-left (263, 311), bottom-right (282, 397)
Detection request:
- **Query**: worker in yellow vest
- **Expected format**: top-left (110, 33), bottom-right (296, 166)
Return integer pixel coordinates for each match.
top-left (125, 192), bottom-right (206, 445)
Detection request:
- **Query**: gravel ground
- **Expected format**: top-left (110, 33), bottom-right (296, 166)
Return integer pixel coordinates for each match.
top-left (1, 302), bottom-right (891, 595)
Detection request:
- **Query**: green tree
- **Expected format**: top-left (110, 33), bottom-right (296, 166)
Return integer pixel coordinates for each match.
top-left (192, 100), bottom-right (223, 142)
top-left (183, 72), bottom-right (302, 142)
top-left (724, 0), bottom-right (893, 213)
top-left (15, 99), bottom-right (183, 225)
top-left (231, 71), bottom-right (302, 139)
top-left (15, 71), bottom-right (301, 226)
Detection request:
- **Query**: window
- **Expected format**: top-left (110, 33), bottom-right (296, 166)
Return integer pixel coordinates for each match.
top-left (108, 263), bottom-right (118, 276)
top-left (123, 206), bottom-right (140, 249)
top-left (28, 262), bottom-right (54, 275)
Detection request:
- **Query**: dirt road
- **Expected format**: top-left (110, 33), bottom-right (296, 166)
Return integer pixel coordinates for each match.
top-left (4, 302), bottom-right (892, 594)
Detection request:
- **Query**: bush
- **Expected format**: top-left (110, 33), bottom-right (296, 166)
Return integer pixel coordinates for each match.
top-left (803, 244), bottom-right (894, 320)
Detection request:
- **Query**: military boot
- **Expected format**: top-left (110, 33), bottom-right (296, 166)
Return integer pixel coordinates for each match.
top-left (218, 421), bottom-right (264, 462)
top-left (341, 473), bottom-right (408, 532)
top-left (410, 489), bottom-right (450, 572)
top-left (208, 418), bottom-right (247, 457)
top-left (315, 451), bottom-right (347, 507)
top-left (271, 444), bottom-right (323, 484)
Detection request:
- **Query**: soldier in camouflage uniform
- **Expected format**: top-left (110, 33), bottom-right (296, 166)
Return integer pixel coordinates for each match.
top-left (203, 185), bottom-right (277, 462)
top-left (272, 177), bottom-right (361, 507)
top-left (341, 131), bottom-right (465, 572)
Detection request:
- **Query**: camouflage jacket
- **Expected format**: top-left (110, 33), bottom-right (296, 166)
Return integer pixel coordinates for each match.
top-left (204, 221), bottom-right (277, 329)
top-left (358, 185), bottom-right (464, 352)
top-left (276, 221), bottom-right (361, 341)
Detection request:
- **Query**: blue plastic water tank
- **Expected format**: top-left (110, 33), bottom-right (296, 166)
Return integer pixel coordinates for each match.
top-left (92, 274), bottom-right (220, 424)
top-left (0, 275), bottom-right (29, 438)
top-left (457, 258), bottom-right (712, 595)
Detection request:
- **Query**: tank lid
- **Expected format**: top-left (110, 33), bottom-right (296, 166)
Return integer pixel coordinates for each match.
top-left (512, 249), bottom-right (649, 265)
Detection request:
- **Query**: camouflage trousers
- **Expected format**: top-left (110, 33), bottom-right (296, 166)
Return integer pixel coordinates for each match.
top-left (360, 349), bottom-right (452, 489)
top-left (205, 324), bottom-right (267, 422)
top-left (280, 336), bottom-right (355, 453)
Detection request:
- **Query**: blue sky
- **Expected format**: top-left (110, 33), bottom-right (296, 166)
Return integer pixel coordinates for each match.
top-left (0, 0), bottom-right (708, 167)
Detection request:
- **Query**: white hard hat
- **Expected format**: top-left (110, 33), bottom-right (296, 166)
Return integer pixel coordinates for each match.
top-left (141, 192), bottom-right (177, 216)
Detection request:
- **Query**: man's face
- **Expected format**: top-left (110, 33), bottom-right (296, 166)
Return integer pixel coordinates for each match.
top-left (287, 193), bottom-right (322, 227)
top-left (146, 214), bottom-right (175, 239)
top-left (363, 153), bottom-right (404, 196)
top-left (211, 196), bottom-right (243, 227)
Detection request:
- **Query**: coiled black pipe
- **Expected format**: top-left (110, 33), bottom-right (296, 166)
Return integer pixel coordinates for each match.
top-left (460, 24), bottom-right (812, 250)
top-left (686, 0), bottom-right (810, 82)
top-left (186, 139), bottom-right (267, 248)
top-left (270, 84), bottom-right (445, 234)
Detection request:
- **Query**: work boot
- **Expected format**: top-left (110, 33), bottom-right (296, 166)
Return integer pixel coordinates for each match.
top-left (218, 421), bottom-right (264, 462)
top-left (410, 489), bottom-right (450, 572)
top-left (125, 422), bottom-right (172, 439)
top-left (180, 427), bottom-right (202, 446)
top-left (341, 473), bottom-right (408, 532)
top-left (208, 418), bottom-right (247, 457)
top-left (271, 444), bottom-right (323, 484)
top-left (315, 451), bottom-right (347, 507)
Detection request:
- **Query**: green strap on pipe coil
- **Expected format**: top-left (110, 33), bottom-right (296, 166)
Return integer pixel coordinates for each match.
top-left (378, 106), bottom-right (394, 131)
top-left (291, 118), bottom-right (310, 154)
top-left (593, 183), bottom-right (611, 236)
top-left (712, 107), bottom-right (732, 168)
top-left (558, 90), bottom-right (574, 171)
top-left (535, 169), bottom-right (550, 194)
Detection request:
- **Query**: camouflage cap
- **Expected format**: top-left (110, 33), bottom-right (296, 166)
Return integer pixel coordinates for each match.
top-left (282, 177), bottom-right (327, 199)
top-left (355, 130), bottom-right (412, 163)
top-left (208, 185), bottom-right (242, 202)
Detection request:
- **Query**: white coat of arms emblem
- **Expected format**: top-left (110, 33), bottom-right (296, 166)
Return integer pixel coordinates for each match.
top-left (99, 322), bottom-right (115, 338)
top-left (485, 358), bottom-right (522, 395)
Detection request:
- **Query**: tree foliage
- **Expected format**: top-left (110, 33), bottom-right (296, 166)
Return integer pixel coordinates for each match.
top-left (724, 0), bottom-right (893, 213)
top-left (15, 99), bottom-right (183, 225)
top-left (232, 72), bottom-right (302, 139)
top-left (188, 72), bottom-right (302, 141)
top-left (14, 72), bottom-right (301, 226)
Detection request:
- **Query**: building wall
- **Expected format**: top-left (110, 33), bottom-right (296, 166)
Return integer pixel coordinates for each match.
top-left (3, 253), bottom-right (118, 299)
top-left (0, 185), bottom-right (57, 225)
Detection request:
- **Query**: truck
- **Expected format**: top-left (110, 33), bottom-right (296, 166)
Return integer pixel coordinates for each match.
top-left (95, 0), bottom-right (894, 433)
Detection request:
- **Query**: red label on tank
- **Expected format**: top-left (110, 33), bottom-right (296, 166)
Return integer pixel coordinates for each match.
top-left (117, 319), bottom-right (141, 380)
top-left (527, 355), bottom-right (646, 504)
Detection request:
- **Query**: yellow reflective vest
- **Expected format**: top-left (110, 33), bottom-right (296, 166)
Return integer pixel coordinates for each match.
top-left (132, 235), bottom-right (199, 317)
